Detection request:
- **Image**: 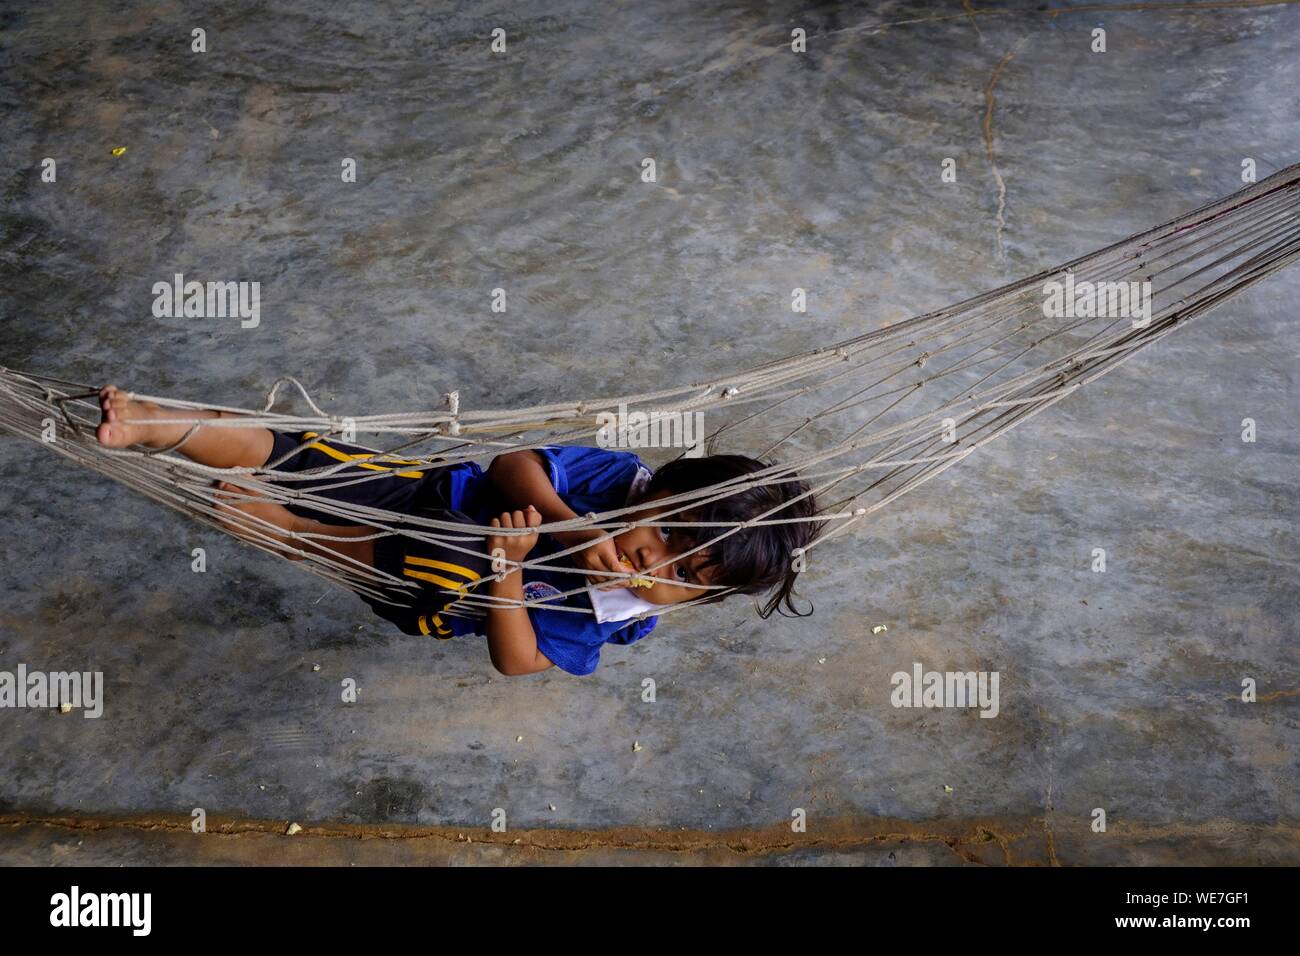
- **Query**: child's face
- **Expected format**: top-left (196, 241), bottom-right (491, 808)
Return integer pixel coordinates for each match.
top-left (613, 492), bottom-right (716, 606)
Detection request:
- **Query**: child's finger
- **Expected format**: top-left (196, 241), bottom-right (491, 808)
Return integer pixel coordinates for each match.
top-left (525, 506), bottom-right (542, 528)
top-left (599, 542), bottom-right (625, 569)
top-left (597, 553), bottom-right (633, 590)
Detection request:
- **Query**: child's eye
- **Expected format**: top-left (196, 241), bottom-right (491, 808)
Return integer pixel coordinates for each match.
top-left (658, 526), bottom-right (670, 542)
top-left (675, 565), bottom-right (688, 582)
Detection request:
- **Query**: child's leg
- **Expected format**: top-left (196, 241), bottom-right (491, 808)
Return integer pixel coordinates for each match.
top-left (94, 387), bottom-right (395, 584)
top-left (212, 478), bottom-right (378, 566)
top-left (96, 384), bottom-right (273, 469)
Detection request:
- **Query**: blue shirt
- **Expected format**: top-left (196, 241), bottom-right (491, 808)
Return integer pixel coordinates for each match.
top-left (444, 445), bottom-right (660, 676)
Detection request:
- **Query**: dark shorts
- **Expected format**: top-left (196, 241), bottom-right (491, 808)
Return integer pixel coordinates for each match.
top-left (264, 429), bottom-right (453, 524)
top-left (263, 430), bottom-right (494, 637)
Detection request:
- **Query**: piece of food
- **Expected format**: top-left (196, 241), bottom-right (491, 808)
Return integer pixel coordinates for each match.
top-left (618, 552), bottom-right (654, 590)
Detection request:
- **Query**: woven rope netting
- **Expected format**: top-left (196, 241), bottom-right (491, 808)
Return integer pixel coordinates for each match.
top-left (3, 164), bottom-right (1299, 624)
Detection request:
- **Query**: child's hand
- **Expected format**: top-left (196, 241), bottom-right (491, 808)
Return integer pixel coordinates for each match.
top-left (554, 528), bottom-right (634, 590)
top-left (488, 506), bottom-right (543, 568)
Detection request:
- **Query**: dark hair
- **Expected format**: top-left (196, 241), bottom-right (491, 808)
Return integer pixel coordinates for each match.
top-left (644, 454), bottom-right (824, 618)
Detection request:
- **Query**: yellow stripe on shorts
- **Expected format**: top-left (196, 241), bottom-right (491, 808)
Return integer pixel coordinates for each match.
top-left (401, 546), bottom-right (484, 641)
top-left (405, 554), bottom-right (484, 586)
top-left (300, 431), bottom-right (424, 479)
top-left (403, 568), bottom-right (470, 592)
top-left (416, 613), bottom-right (453, 639)
top-left (404, 556), bottom-right (480, 641)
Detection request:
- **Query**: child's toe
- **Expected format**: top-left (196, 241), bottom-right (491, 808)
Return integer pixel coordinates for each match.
top-left (96, 421), bottom-right (123, 447)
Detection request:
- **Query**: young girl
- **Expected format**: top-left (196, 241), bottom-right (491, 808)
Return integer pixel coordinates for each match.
top-left (95, 385), bottom-right (820, 677)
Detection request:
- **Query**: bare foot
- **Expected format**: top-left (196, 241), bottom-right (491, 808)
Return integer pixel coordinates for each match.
top-left (95, 385), bottom-right (174, 449)
top-left (213, 480), bottom-right (305, 559)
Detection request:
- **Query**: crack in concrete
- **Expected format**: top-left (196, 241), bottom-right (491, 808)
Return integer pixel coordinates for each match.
top-left (1254, 688), bottom-right (1300, 702)
top-left (856, 0), bottom-right (1300, 36)
top-left (982, 39), bottom-right (1026, 260)
top-left (0, 810), bottom-right (1028, 859)
top-left (1043, 779), bottom-right (1060, 867)
top-left (4, 809), bottom-right (1296, 864)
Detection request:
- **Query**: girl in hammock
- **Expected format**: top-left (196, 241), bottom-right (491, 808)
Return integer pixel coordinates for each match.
top-left (94, 386), bottom-right (820, 677)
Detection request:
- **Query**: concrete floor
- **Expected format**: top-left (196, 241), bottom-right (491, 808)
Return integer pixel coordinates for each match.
top-left (1, 0), bottom-right (1297, 865)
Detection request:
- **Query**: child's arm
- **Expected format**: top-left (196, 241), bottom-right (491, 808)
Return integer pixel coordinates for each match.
top-left (484, 506), bottom-right (555, 676)
top-left (487, 451), bottom-right (630, 588)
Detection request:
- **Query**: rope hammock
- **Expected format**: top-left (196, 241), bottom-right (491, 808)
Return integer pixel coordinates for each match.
top-left (3, 164), bottom-right (1299, 626)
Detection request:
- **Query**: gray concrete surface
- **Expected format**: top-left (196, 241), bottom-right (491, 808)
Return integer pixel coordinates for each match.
top-left (0, 0), bottom-right (1297, 865)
